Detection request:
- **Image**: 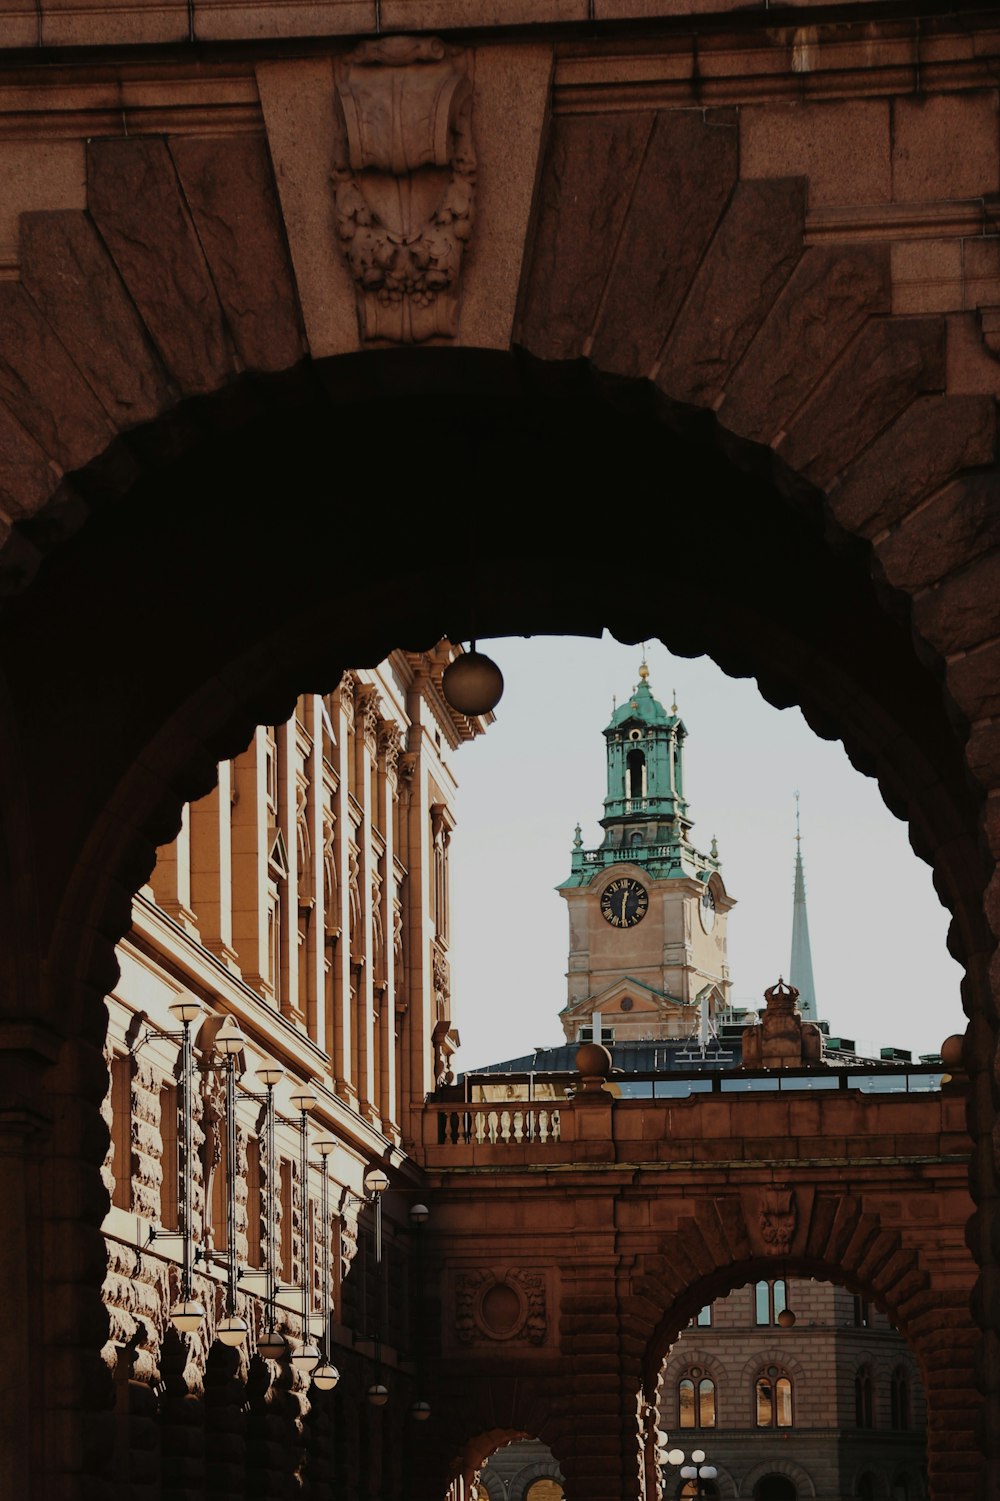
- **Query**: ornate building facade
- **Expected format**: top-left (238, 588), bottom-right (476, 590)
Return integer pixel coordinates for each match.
top-left (102, 646), bottom-right (490, 1495)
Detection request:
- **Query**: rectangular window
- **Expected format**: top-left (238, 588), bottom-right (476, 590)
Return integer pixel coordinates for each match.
top-left (159, 1084), bottom-right (179, 1230)
top-left (755, 1281), bottom-right (770, 1325)
top-left (696, 1305), bottom-right (712, 1327)
top-left (280, 1158), bottom-right (293, 1279)
top-left (111, 1055), bottom-right (132, 1212)
top-left (245, 1136), bottom-right (262, 1267)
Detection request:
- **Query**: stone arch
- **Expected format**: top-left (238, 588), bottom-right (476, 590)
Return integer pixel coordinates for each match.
top-left (740, 1459), bottom-right (817, 1500)
top-left (630, 1192), bottom-right (977, 1497)
top-left (510, 1457), bottom-right (566, 1501)
top-left (0, 72), bottom-right (999, 1500)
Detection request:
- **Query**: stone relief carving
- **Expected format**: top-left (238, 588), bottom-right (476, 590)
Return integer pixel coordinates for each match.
top-left (455, 1268), bottom-right (547, 1346)
top-left (332, 36), bottom-right (475, 345)
top-left (760, 1185), bottom-right (797, 1251)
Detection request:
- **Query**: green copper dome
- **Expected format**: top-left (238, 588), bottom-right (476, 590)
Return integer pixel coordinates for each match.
top-left (604, 669), bottom-right (674, 732)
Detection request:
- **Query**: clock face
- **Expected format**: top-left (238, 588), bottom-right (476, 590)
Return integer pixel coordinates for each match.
top-left (700, 886), bottom-right (717, 932)
top-left (600, 877), bottom-right (648, 929)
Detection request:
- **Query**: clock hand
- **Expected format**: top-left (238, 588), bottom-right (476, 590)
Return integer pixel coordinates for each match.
top-left (620, 889), bottom-right (628, 922)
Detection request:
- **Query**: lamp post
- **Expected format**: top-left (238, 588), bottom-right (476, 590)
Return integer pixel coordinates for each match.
top-left (662, 1447), bottom-right (718, 1499)
top-left (166, 996), bottom-right (207, 1334)
top-left (409, 1201), bottom-right (430, 1421)
top-left (311, 1136), bottom-right (340, 1392)
top-left (289, 1087), bottom-right (321, 1379)
top-left (344, 1167), bottom-right (389, 1404)
top-left (215, 1015), bottom-right (248, 1347)
top-left (253, 1064), bottom-right (285, 1356)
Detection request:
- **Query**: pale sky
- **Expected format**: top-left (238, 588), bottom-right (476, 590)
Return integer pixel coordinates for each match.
top-left (448, 633), bottom-right (964, 1071)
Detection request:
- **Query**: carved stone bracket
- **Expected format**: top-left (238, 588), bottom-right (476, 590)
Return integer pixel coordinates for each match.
top-left (332, 36), bottom-right (475, 344)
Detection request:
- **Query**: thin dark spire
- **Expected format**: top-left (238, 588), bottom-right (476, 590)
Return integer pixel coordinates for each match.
top-left (789, 794), bottom-right (818, 1022)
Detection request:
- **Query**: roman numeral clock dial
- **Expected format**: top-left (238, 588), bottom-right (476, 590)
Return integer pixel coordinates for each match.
top-left (599, 877), bottom-right (648, 929)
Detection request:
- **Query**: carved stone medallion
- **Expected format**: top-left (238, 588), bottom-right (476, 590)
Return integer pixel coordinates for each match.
top-left (455, 1268), bottom-right (547, 1346)
top-left (332, 36), bottom-right (475, 344)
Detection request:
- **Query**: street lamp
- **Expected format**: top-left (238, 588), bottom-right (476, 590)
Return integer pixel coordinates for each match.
top-left (312, 1135), bottom-right (340, 1393)
top-left (289, 1087), bottom-right (322, 1378)
top-left (344, 1167), bottom-right (390, 1405)
top-left (166, 996), bottom-right (206, 1335)
top-left (662, 1447), bottom-right (718, 1497)
top-left (216, 1015), bottom-right (249, 1348)
top-left (250, 1063), bottom-right (285, 1355)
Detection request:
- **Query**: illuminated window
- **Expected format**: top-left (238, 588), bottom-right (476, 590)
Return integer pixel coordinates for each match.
top-left (755, 1279), bottom-right (787, 1325)
top-left (678, 1372), bottom-right (716, 1428)
top-left (855, 1365), bottom-right (874, 1428)
top-left (755, 1369), bottom-right (793, 1428)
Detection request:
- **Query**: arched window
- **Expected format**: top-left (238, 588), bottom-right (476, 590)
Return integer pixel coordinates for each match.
top-left (754, 1279), bottom-right (787, 1325)
top-left (678, 1372), bottom-right (716, 1428)
top-left (630, 831), bottom-right (643, 848)
top-left (627, 748), bottom-right (646, 798)
top-left (524, 1482), bottom-right (564, 1501)
top-left (857, 1476), bottom-right (877, 1501)
top-left (855, 1365), bottom-right (874, 1428)
top-left (755, 1369), bottom-right (793, 1428)
top-left (890, 1366), bottom-right (910, 1430)
top-left (892, 1478), bottom-right (909, 1501)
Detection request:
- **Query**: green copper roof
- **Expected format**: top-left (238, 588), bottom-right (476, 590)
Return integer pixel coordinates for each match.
top-left (604, 672), bottom-right (677, 733)
top-left (561, 661), bottom-right (721, 889)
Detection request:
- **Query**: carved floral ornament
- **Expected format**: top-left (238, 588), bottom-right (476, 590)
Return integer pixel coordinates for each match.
top-left (332, 36), bottom-right (476, 345)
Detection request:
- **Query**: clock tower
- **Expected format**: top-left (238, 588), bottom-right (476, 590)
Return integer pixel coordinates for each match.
top-left (558, 664), bottom-right (735, 1044)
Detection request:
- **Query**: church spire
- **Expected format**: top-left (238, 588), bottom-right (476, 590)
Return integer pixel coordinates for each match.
top-left (789, 794), bottom-right (818, 1022)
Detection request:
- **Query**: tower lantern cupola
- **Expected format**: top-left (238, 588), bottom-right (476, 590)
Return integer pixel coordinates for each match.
top-left (601, 663), bottom-right (690, 840)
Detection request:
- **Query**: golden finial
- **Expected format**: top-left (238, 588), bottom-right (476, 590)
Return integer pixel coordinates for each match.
top-left (671, 688), bottom-right (678, 714)
top-left (638, 662), bottom-right (649, 682)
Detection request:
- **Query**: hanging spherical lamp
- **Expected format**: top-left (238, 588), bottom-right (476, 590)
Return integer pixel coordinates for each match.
top-left (312, 1363), bottom-right (340, 1391)
top-left (169, 1298), bottom-right (206, 1334)
top-left (217, 1315), bottom-right (249, 1347)
top-left (441, 645), bottom-right (504, 716)
top-left (366, 1382), bottom-right (389, 1407)
top-left (290, 1340), bottom-right (322, 1375)
top-left (257, 1326), bottom-right (287, 1358)
top-left (411, 1400), bottom-right (431, 1421)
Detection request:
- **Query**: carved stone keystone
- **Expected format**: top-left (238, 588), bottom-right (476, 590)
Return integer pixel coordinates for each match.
top-left (332, 36), bottom-right (475, 345)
